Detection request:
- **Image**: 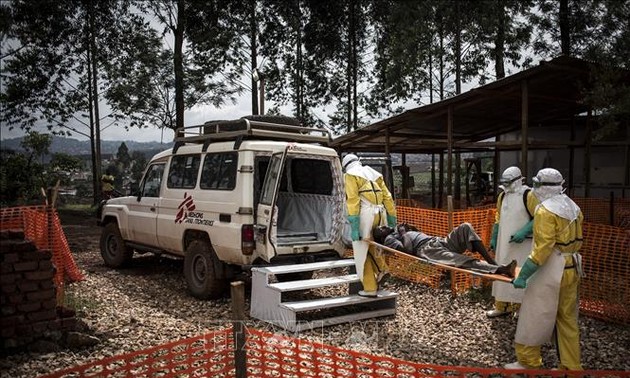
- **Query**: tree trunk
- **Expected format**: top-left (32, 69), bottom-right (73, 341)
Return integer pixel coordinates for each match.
top-left (559, 0), bottom-right (570, 55)
top-left (250, 0), bottom-right (258, 115)
top-left (494, 0), bottom-right (506, 79)
top-left (346, 2), bottom-right (354, 132)
top-left (454, 1), bottom-right (461, 95)
top-left (352, 9), bottom-right (358, 131)
top-left (174, 0), bottom-right (185, 138)
top-left (296, 19), bottom-right (303, 120)
top-left (87, 44), bottom-right (98, 205)
top-left (88, 0), bottom-right (102, 204)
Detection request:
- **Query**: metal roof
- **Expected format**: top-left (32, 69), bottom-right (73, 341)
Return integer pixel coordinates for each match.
top-left (331, 56), bottom-right (630, 154)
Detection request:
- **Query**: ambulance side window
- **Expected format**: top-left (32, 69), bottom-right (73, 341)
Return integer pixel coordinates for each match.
top-left (168, 154), bottom-right (201, 189)
top-left (201, 152), bottom-right (238, 190)
top-left (141, 164), bottom-right (165, 197)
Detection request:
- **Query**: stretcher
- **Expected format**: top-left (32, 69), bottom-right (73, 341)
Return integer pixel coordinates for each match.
top-left (367, 240), bottom-right (519, 283)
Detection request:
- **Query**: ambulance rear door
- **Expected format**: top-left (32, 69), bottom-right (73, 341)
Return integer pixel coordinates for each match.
top-left (255, 148), bottom-right (288, 262)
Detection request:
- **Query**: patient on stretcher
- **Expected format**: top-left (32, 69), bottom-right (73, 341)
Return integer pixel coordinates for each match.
top-left (372, 223), bottom-right (517, 278)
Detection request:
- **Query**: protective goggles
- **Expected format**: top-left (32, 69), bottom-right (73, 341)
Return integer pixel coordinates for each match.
top-left (532, 177), bottom-right (563, 188)
top-left (499, 175), bottom-right (522, 186)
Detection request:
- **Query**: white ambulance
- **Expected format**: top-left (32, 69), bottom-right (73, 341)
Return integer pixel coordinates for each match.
top-left (98, 116), bottom-right (347, 299)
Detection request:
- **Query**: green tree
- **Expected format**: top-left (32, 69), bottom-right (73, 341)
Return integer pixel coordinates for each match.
top-left (130, 151), bottom-right (148, 186)
top-left (0, 150), bottom-right (33, 204)
top-left (49, 153), bottom-right (84, 186)
top-left (116, 142), bottom-right (131, 169)
top-left (529, 0), bottom-right (630, 136)
top-left (1, 0), bottom-right (165, 204)
top-left (139, 0), bottom-right (243, 137)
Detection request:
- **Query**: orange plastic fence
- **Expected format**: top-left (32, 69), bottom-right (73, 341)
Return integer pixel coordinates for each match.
top-left (39, 328), bottom-right (234, 378)
top-left (579, 222), bottom-right (630, 324)
top-left (0, 206), bottom-right (84, 293)
top-left (395, 206), bottom-right (495, 294)
top-left (574, 197), bottom-right (630, 228)
top-left (394, 205), bottom-right (630, 325)
top-left (397, 196), bottom-right (630, 227)
top-left (38, 326), bottom-right (630, 378)
top-left (246, 327), bottom-right (628, 378)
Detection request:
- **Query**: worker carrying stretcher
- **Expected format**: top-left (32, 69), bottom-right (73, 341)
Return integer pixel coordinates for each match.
top-left (372, 223), bottom-right (517, 278)
top-left (343, 153), bottom-right (396, 298)
top-left (505, 168), bottom-right (585, 371)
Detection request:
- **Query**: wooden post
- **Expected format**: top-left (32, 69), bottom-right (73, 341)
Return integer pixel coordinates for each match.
top-left (609, 192), bottom-right (615, 226)
top-left (231, 281), bottom-right (247, 378)
top-left (48, 180), bottom-right (62, 306)
top-left (521, 80), bottom-right (529, 178)
top-left (431, 154), bottom-right (436, 208)
top-left (447, 195), bottom-right (454, 231)
top-left (447, 106), bottom-right (453, 196)
top-left (584, 109), bottom-right (592, 197)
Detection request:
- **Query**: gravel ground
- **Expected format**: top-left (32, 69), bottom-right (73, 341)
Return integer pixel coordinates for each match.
top-left (1, 214), bottom-right (629, 377)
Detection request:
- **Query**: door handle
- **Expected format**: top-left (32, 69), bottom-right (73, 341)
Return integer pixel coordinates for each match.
top-left (150, 207), bottom-right (156, 212)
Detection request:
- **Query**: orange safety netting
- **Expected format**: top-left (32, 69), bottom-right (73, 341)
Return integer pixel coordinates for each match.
top-left (394, 205), bottom-right (630, 324)
top-left (0, 206), bottom-right (84, 291)
top-left (246, 327), bottom-right (628, 378)
top-left (39, 328), bottom-right (234, 378)
top-left (579, 222), bottom-right (630, 324)
top-left (574, 197), bottom-right (630, 228)
top-left (394, 206), bottom-right (495, 294)
top-left (38, 326), bottom-right (630, 378)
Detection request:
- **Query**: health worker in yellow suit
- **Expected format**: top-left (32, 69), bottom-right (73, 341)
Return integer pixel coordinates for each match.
top-left (505, 168), bottom-right (584, 371)
top-left (343, 154), bottom-right (396, 297)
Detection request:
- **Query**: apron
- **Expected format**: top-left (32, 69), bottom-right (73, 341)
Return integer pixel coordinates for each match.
top-left (492, 190), bottom-right (531, 303)
top-left (352, 198), bottom-right (387, 280)
top-left (515, 249), bottom-right (567, 346)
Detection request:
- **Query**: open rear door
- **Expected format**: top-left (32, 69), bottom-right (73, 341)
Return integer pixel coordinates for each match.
top-left (255, 148), bottom-right (288, 262)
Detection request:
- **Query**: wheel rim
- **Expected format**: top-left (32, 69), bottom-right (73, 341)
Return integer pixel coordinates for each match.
top-left (192, 254), bottom-right (207, 285)
top-left (106, 234), bottom-right (118, 257)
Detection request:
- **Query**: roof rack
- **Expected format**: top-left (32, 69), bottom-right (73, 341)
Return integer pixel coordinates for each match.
top-left (172, 118), bottom-right (332, 153)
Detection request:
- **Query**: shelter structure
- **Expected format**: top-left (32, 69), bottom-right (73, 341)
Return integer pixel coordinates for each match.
top-left (331, 56), bottom-right (630, 206)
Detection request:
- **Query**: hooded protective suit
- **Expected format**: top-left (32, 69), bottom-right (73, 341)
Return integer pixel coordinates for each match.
top-left (343, 154), bottom-right (397, 295)
top-left (488, 167), bottom-right (538, 317)
top-left (509, 168), bottom-right (584, 371)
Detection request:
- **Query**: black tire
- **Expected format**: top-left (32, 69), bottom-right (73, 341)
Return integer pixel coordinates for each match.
top-left (100, 222), bottom-right (134, 268)
top-left (184, 240), bottom-right (228, 299)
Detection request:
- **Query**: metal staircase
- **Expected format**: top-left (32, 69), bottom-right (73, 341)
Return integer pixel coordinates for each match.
top-left (250, 259), bottom-right (397, 332)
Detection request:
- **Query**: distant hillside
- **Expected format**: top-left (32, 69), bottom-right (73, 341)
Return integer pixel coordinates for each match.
top-left (0, 136), bottom-right (172, 155)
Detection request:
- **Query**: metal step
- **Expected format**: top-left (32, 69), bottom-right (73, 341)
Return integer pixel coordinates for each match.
top-left (268, 274), bottom-right (359, 292)
top-left (280, 291), bottom-right (398, 312)
top-left (282, 308), bottom-right (397, 333)
top-left (250, 258), bottom-right (397, 332)
top-left (253, 259), bottom-right (356, 275)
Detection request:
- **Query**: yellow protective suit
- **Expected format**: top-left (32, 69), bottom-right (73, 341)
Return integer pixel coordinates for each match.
top-left (515, 204), bottom-right (584, 370)
top-left (345, 172), bottom-right (396, 292)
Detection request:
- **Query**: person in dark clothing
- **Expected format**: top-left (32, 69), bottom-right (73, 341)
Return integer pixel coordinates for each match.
top-left (373, 223), bottom-right (516, 277)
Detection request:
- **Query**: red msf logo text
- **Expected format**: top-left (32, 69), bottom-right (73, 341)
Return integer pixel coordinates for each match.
top-left (175, 193), bottom-right (196, 223)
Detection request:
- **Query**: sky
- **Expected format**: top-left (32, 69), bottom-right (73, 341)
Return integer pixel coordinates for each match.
top-left (0, 94), bottom-right (260, 143)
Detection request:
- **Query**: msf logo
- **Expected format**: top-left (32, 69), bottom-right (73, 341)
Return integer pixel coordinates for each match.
top-left (175, 193), bottom-right (196, 224)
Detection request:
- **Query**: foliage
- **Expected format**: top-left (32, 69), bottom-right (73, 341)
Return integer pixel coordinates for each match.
top-left (0, 132), bottom-right (89, 204)
top-left (116, 142), bottom-right (131, 169)
top-left (130, 151), bottom-right (148, 184)
top-left (1, 0), bottom-right (629, 141)
top-left (0, 149), bottom-right (39, 204)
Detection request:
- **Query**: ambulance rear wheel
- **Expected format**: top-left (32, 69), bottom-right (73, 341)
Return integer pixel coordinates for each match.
top-left (184, 240), bottom-right (227, 299)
